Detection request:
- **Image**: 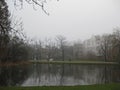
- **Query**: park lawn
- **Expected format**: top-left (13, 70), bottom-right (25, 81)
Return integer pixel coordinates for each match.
top-left (29, 60), bottom-right (119, 65)
top-left (0, 84), bottom-right (120, 90)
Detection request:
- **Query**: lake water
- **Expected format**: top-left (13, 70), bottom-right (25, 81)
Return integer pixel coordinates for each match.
top-left (0, 63), bottom-right (120, 86)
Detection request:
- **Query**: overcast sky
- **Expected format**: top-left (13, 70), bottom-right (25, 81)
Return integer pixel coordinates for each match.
top-left (8, 0), bottom-right (120, 41)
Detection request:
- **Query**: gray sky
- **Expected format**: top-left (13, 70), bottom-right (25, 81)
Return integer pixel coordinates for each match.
top-left (8, 0), bottom-right (120, 41)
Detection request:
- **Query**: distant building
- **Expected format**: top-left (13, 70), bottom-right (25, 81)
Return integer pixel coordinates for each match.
top-left (83, 36), bottom-right (99, 56)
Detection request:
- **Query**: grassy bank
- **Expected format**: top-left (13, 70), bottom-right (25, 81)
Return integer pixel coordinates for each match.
top-left (29, 60), bottom-right (120, 65)
top-left (0, 84), bottom-right (120, 90)
top-left (0, 60), bottom-right (119, 67)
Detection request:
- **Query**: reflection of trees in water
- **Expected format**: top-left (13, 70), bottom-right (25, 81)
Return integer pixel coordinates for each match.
top-left (32, 64), bottom-right (119, 85)
top-left (101, 65), bottom-right (115, 84)
top-left (1, 64), bottom-right (119, 86)
top-left (22, 64), bottom-right (120, 86)
top-left (32, 64), bottom-right (41, 83)
top-left (31, 64), bottom-right (61, 85)
top-left (110, 65), bottom-right (120, 83)
top-left (58, 65), bottom-right (118, 85)
top-left (59, 64), bottom-right (65, 85)
top-left (0, 65), bottom-right (31, 86)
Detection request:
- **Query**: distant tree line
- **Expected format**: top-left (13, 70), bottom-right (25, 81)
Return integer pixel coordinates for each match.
top-left (28, 29), bottom-right (120, 63)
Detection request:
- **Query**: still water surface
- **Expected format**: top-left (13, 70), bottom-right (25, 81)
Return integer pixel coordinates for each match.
top-left (0, 63), bottom-right (120, 86)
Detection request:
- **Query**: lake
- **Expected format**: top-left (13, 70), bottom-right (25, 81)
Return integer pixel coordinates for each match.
top-left (0, 63), bottom-right (120, 86)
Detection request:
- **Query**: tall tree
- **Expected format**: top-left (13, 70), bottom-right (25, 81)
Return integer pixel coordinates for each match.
top-left (0, 0), bottom-right (11, 62)
top-left (112, 29), bottom-right (120, 62)
top-left (95, 35), bottom-right (113, 61)
top-left (56, 35), bottom-right (66, 61)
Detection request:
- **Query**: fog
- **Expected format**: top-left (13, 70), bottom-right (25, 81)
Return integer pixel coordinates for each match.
top-left (8, 0), bottom-right (120, 41)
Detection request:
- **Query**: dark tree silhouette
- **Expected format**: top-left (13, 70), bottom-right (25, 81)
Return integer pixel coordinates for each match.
top-left (0, 0), bottom-right (11, 62)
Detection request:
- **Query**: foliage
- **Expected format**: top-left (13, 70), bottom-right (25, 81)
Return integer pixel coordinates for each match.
top-left (0, 0), bottom-right (11, 61)
top-left (0, 0), bottom-right (30, 62)
top-left (7, 36), bottom-right (30, 62)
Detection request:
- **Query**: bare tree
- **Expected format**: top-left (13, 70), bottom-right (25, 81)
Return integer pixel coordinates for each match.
top-left (112, 28), bottom-right (120, 62)
top-left (56, 35), bottom-right (66, 61)
top-left (38, 40), bottom-right (42, 60)
top-left (73, 41), bottom-right (83, 60)
top-left (11, 0), bottom-right (59, 15)
top-left (95, 34), bottom-right (113, 61)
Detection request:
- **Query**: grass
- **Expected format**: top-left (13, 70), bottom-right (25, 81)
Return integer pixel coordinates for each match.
top-left (29, 60), bottom-right (120, 65)
top-left (0, 60), bottom-right (119, 67)
top-left (0, 84), bottom-right (120, 90)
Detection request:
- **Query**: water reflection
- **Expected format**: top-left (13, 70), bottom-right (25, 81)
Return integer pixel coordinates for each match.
top-left (0, 64), bottom-right (120, 86)
top-left (0, 65), bottom-right (31, 86)
top-left (22, 64), bottom-right (120, 86)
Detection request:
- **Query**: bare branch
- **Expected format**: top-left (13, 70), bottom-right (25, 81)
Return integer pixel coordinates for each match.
top-left (12, 0), bottom-right (54, 15)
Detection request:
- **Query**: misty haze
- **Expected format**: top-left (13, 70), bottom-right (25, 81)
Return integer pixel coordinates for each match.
top-left (0, 0), bottom-right (120, 89)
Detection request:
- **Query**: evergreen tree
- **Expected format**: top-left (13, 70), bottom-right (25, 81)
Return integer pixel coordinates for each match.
top-left (0, 0), bottom-right (11, 62)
